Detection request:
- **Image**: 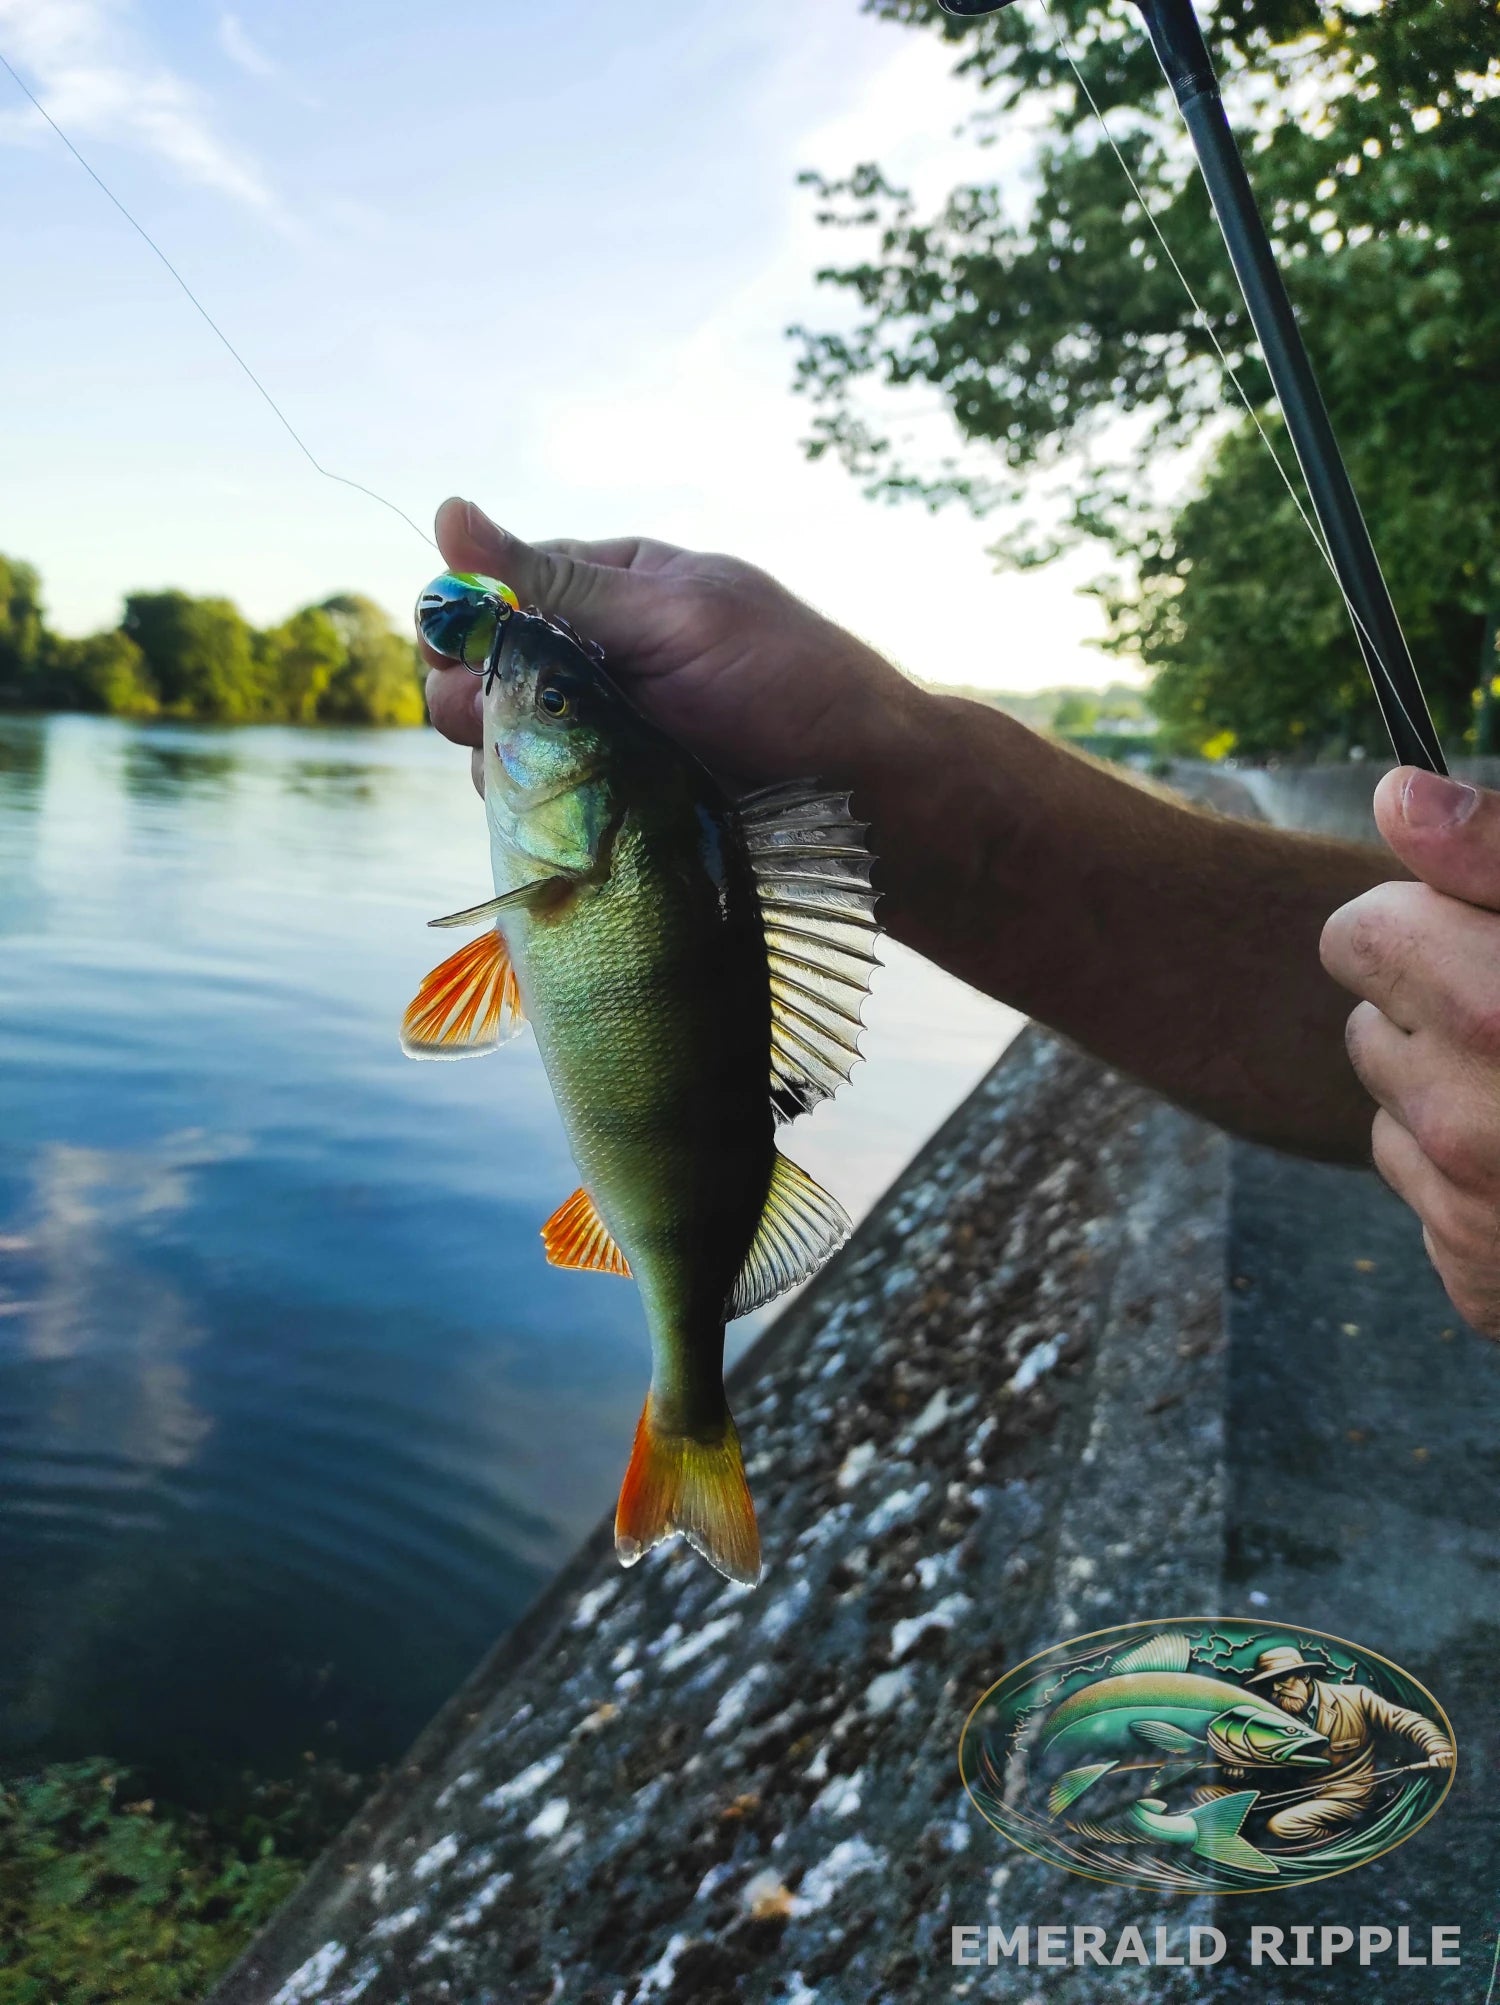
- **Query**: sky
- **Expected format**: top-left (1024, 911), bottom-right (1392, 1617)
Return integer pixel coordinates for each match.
top-left (0, 0), bottom-right (1124, 693)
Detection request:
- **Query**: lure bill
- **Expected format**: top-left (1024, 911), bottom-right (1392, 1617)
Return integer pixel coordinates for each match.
top-left (405, 572), bottom-right (880, 1585)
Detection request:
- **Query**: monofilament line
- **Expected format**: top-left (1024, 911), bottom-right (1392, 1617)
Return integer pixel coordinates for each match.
top-left (0, 47), bottom-right (436, 553)
top-left (1035, 0), bottom-right (1432, 760)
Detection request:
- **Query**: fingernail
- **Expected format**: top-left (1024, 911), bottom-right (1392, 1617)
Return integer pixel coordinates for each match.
top-left (464, 499), bottom-right (501, 541)
top-left (1402, 769), bottom-right (1477, 830)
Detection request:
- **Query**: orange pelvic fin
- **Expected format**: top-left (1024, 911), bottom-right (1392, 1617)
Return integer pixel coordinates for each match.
top-left (541, 1187), bottom-right (631, 1277)
top-left (615, 1401), bottom-right (761, 1586)
top-left (401, 929), bottom-right (523, 1058)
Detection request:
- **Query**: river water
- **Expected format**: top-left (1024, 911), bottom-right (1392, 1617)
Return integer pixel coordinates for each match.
top-left (0, 713), bottom-right (1018, 1799)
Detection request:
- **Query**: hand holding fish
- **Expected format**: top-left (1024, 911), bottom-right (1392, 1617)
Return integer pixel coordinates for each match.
top-left (420, 499), bottom-right (1500, 1356)
top-left (1323, 769), bottom-right (1500, 1338)
top-left (420, 498), bottom-right (923, 799)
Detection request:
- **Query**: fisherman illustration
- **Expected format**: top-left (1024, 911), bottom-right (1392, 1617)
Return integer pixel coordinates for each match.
top-left (1191, 1645), bottom-right (1455, 1844)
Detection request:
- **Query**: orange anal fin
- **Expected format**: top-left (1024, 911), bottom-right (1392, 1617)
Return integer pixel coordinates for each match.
top-left (401, 929), bottom-right (523, 1059)
top-left (541, 1187), bottom-right (631, 1277)
top-left (615, 1401), bottom-right (761, 1587)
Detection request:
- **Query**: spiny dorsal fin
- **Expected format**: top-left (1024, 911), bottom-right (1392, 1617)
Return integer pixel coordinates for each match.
top-left (542, 1187), bottom-right (631, 1276)
top-left (401, 930), bottom-right (524, 1058)
top-left (1110, 1633), bottom-right (1193, 1677)
top-left (728, 1152), bottom-right (852, 1318)
top-left (737, 782), bottom-right (879, 1123)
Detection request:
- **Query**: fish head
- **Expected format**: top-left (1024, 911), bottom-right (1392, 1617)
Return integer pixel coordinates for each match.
top-left (1207, 1702), bottom-right (1329, 1769)
top-left (481, 605), bottom-right (649, 874)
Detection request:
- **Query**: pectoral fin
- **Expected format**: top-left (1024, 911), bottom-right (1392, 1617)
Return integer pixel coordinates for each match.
top-left (401, 929), bottom-right (524, 1058)
top-left (542, 1188), bottom-right (631, 1277)
top-left (1131, 1720), bottom-right (1200, 1754)
top-left (428, 878), bottom-right (563, 929)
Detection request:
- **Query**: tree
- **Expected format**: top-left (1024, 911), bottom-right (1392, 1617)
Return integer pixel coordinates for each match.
top-left (792, 0), bottom-right (1499, 756)
top-left (122, 592), bottom-right (266, 722)
top-left (317, 595), bottom-right (425, 726)
top-left (257, 607), bottom-right (346, 723)
top-left (1051, 690), bottom-right (1099, 733)
top-left (0, 555), bottom-right (45, 703)
top-left (36, 631), bottom-right (158, 716)
top-left (0, 560), bottom-right (424, 727)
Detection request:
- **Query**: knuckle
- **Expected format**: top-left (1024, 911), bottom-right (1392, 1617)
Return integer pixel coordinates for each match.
top-left (1428, 1184), bottom-right (1500, 1268)
top-left (1410, 1106), bottom-right (1488, 1190)
top-left (1449, 985), bottom-right (1500, 1063)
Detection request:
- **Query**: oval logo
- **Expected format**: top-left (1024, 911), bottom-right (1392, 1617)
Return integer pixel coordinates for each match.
top-left (959, 1617), bottom-right (1455, 1893)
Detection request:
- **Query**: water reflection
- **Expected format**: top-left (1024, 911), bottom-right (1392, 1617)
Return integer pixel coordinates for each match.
top-left (121, 735), bottom-right (241, 799)
top-left (0, 716), bottom-right (46, 784)
top-left (0, 712), bottom-right (1019, 1795)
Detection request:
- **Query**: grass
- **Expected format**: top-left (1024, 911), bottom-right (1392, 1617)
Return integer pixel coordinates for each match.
top-left (0, 1755), bottom-right (368, 2005)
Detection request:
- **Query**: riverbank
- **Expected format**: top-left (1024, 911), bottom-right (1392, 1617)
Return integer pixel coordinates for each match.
top-left (204, 763), bottom-right (1500, 2004)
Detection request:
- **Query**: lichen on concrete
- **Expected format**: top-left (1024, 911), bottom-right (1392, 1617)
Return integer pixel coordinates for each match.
top-left (211, 1031), bottom-right (1231, 2005)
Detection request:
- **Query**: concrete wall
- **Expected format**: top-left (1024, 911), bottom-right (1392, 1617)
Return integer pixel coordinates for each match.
top-left (208, 770), bottom-right (1500, 2004)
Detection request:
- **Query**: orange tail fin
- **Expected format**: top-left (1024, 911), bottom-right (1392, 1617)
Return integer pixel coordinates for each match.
top-left (614, 1401), bottom-right (761, 1587)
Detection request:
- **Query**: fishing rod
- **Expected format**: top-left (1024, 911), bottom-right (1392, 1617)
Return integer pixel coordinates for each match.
top-left (938, 0), bottom-right (1448, 775)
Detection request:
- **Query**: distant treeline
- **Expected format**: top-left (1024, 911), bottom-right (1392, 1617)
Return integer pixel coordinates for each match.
top-left (927, 679), bottom-right (1158, 750)
top-left (0, 554), bottom-right (425, 726)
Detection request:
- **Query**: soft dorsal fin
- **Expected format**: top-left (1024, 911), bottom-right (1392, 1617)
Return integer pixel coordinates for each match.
top-left (542, 1188), bottom-right (632, 1276)
top-left (737, 782), bottom-right (879, 1123)
top-left (401, 930), bottom-right (524, 1058)
top-left (728, 1152), bottom-right (851, 1318)
top-left (1111, 1633), bottom-right (1193, 1677)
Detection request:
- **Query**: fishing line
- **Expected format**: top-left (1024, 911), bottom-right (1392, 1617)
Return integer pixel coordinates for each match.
top-left (1486, 1918), bottom-right (1500, 2005)
top-left (0, 46), bottom-right (437, 553)
top-left (1034, 0), bottom-right (1432, 758)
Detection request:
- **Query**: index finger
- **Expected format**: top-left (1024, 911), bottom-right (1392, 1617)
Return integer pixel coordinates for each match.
top-left (1321, 877), bottom-right (1500, 1034)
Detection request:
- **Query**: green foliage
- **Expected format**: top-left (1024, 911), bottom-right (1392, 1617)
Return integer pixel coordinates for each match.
top-left (0, 560), bottom-right (426, 727)
top-left (37, 632), bottom-right (159, 717)
top-left (0, 556), bottom-right (44, 690)
top-left (318, 595), bottom-right (427, 726)
top-left (1051, 690), bottom-right (1098, 733)
top-left (793, 0), bottom-right (1499, 755)
top-left (257, 607), bottom-right (347, 723)
top-left (123, 593), bottom-right (265, 722)
top-left (0, 1757), bottom-right (331, 2005)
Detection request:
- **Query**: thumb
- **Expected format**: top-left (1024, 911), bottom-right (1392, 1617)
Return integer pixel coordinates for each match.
top-left (1374, 765), bottom-right (1500, 908)
top-left (434, 497), bottom-right (649, 653)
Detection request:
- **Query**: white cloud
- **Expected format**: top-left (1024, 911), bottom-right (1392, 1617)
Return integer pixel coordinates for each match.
top-left (218, 11), bottom-right (275, 80)
top-left (527, 31), bottom-right (1111, 692)
top-left (0, 0), bottom-right (277, 212)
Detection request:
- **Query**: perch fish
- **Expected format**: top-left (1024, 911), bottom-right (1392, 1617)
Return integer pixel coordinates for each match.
top-left (405, 571), bottom-right (879, 1586)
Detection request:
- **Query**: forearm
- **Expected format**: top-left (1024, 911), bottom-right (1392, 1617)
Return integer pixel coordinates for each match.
top-left (845, 684), bottom-right (1384, 1160)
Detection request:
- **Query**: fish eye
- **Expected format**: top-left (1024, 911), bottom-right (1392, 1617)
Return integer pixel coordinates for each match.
top-left (538, 682), bottom-right (571, 719)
